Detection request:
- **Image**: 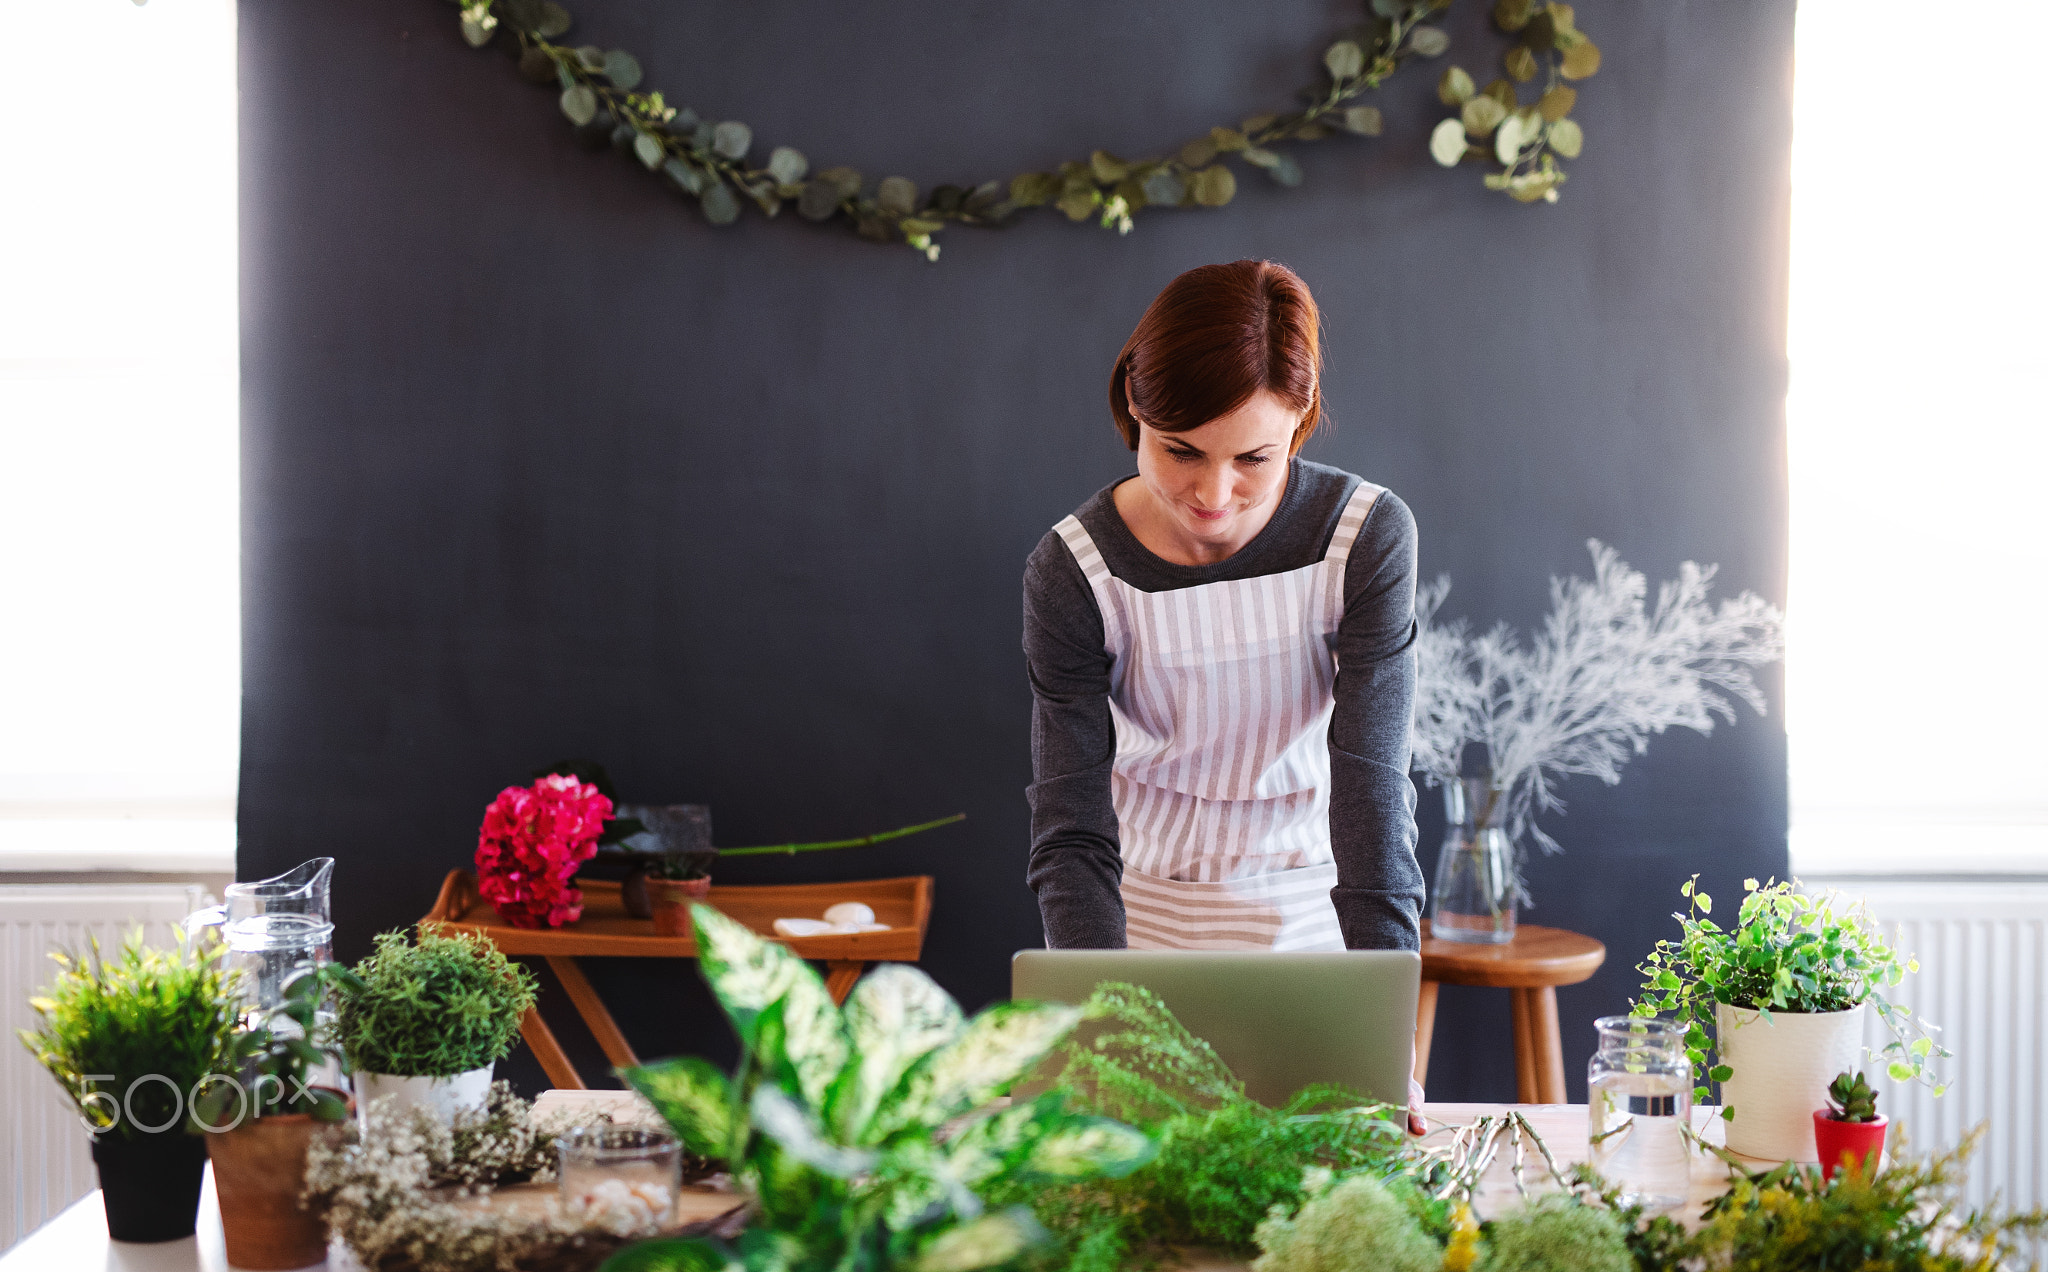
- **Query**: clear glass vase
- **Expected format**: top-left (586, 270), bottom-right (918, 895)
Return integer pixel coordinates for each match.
top-left (1429, 778), bottom-right (1516, 944)
top-left (1587, 1016), bottom-right (1693, 1209)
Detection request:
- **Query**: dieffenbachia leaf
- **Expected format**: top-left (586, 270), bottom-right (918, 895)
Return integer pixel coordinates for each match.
top-left (690, 904), bottom-right (848, 1109)
top-left (622, 1055), bottom-right (736, 1158)
top-left (913, 1208), bottom-right (1047, 1272)
top-left (750, 1085), bottom-right (876, 1178)
top-left (868, 1000), bottom-right (1079, 1142)
top-left (830, 963), bottom-right (965, 1143)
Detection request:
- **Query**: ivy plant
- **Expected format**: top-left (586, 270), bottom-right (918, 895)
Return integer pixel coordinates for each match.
top-left (1632, 877), bottom-right (1950, 1117)
top-left (440, 0), bottom-right (1601, 260)
top-left (603, 904), bottom-right (1155, 1272)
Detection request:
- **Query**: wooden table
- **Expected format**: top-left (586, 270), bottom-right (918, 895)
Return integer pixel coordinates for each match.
top-left (420, 870), bottom-right (933, 1090)
top-left (1413, 921), bottom-right (1606, 1105)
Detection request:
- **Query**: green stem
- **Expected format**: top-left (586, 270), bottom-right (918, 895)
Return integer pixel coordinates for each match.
top-left (715, 813), bottom-right (965, 858)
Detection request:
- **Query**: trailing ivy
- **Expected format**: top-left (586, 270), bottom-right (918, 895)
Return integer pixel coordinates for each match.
top-left (445, 0), bottom-right (1601, 260)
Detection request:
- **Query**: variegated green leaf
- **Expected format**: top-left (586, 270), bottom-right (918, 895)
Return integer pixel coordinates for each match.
top-left (831, 963), bottom-right (965, 1142)
top-left (877, 1135), bottom-right (963, 1230)
top-left (750, 1085), bottom-right (876, 1179)
top-left (913, 1207), bottom-right (1046, 1272)
top-left (620, 1056), bottom-right (736, 1158)
top-left (692, 904), bottom-right (848, 1109)
top-left (871, 1001), bottom-right (1079, 1141)
top-left (1022, 1116), bottom-right (1156, 1179)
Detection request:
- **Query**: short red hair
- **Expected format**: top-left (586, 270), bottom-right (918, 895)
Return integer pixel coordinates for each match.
top-left (1109, 259), bottom-right (1324, 452)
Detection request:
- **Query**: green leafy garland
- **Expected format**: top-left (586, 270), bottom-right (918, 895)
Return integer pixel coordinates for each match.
top-left (447, 0), bottom-right (1602, 260)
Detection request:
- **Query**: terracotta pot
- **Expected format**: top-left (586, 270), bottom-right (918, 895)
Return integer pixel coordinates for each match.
top-left (92, 1131), bottom-right (209, 1242)
top-left (1716, 1001), bottom-right (1865, 1162)
top-left (1812, 1110), bottom-right (1888, 1180)
top-left (649, 876), bottom-right (712, 937)
top-left (207, 1101), bottom-right (345, 1270)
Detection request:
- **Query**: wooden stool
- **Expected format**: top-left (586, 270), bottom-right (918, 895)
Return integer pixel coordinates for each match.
top-left (1413, 920), bottom-right (1605, 1105)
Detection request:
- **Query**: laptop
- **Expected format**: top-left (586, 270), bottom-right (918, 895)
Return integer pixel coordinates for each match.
top-left (1011, 949), bottom-right (1419, 1108)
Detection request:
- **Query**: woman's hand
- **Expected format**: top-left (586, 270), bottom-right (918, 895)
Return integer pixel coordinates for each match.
top-left (1408, 1078), bottom-right (1427, 1136)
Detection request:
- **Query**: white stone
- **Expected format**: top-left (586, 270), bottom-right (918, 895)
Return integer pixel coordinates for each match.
top-left (823, 902), bottom-right (875, 926)
top-left (772, 917), bottom-right (835, 937)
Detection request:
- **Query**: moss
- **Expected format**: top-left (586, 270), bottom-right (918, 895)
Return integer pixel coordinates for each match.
top-left (1481, 1194), bottom-right (1632, 1272)
top-left (1252, 1174), bottom-right (1442, 1272)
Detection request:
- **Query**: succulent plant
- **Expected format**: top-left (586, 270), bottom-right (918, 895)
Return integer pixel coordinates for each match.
top-left (1825, 1070), bottom-right (1880, 1124)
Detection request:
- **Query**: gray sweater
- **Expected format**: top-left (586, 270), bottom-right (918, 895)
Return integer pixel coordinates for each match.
top-left (1022, 459), bottom-right (1426, 952)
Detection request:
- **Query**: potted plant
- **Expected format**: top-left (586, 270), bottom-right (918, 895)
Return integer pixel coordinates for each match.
top-left (1813, 1070), bottom-right (1888, 1180)
top-left (1635, 876), bottom-right (1947, 1163)
top-left (647, 851), bottom-right (718, 936)
top-left (16, 930), bottom-right (242, 1242)
top-left (193, 961), bottom-right (358, 1270)
top-left (333, 926), bottom-right (536, 1121)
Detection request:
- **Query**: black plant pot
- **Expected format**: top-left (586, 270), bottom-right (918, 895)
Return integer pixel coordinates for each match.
top-left (92, 1131), bottom-right (209, 1242)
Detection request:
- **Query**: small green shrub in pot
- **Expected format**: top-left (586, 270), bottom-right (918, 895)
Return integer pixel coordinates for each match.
top-left (1634, 876), bottom-right (1946, 1162)
top-left (16, 929), bottom-right (242, 1242)
top-left (336, 927), bottom-right (537, 1121)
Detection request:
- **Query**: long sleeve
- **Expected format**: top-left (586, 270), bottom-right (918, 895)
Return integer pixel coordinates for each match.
top-left (1326, 492), bottom-right (1426, 951)
top-left (1021, 533), bottom-right (1127, 948)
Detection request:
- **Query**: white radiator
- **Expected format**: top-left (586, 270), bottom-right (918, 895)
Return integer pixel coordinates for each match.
top-left (1806, 878), bottom-right (2048, 1231)
top-left (0, 884), bottom-right (208, 1253)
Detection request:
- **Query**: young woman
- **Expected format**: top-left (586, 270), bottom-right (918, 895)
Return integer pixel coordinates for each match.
top-left (1023, 259), bottom-right (1425, 956)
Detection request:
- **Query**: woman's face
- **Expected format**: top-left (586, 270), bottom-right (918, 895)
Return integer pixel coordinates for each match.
top-left (1131, 389), bottom-right (1301, 558)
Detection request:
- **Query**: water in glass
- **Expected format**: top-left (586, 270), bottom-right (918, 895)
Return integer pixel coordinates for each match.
top-left (1587, 1016), bottom-right (1693, 1210)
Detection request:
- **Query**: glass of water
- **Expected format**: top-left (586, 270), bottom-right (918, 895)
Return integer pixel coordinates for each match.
top-left (1587, 1016), bottom-right (1693, 1210)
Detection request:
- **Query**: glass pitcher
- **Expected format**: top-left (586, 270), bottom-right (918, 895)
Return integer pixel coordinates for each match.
top-left (1429, 778), bottom-right (1517, 944)
top-left (186, 858), bottom-right (335, 1015)
top-left (1587, 1016), bottom-right (1693, 1209)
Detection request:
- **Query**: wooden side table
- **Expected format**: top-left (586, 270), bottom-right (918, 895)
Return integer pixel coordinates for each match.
top-left (1414, 920), bottom-right (1605, 1105)
top-left (420, 870), bottom-right (933, 1090)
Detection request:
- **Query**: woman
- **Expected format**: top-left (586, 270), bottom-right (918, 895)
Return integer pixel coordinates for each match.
top-left (1023, 259), bottom-right (1425, 956)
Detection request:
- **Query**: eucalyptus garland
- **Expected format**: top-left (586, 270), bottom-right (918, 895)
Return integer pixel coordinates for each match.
top-left (449, 0), bottom-right (1602, 259)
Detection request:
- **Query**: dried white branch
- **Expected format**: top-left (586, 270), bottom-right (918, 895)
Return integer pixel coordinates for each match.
top-left (1411, 541), bottom-right (1785, 868)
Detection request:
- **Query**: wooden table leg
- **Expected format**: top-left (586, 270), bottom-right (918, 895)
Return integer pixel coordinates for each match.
top-left (547, 955), bottom-right (641, 1070)
top-left (1529, 985), bottom-right (1565, 1104)
top-left (1413, 980), bottom-right (1440, 1086)
top-left (1510, 989), bottom-right (1539, 1104)
top-left (520, 1004), bottom-right (585, 1090)
top-left (822, 961), bottom-right (866, 1006)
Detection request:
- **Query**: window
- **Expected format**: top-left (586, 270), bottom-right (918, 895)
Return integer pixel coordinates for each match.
top-left (1787, 0), bottom-right (2048, 875)
top-left (0, 0), bottom-right (238, 870)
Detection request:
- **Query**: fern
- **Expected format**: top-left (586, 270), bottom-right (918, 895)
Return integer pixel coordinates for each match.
top-left (991, 984), bottom-right (1406, 1272)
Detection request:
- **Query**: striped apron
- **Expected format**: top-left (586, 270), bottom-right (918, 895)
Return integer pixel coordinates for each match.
top-left (1054, 481), bottom-right (1381, 951)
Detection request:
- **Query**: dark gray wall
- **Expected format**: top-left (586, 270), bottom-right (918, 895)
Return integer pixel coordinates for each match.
top-left (239, 0), bottom-right (1793, 1100)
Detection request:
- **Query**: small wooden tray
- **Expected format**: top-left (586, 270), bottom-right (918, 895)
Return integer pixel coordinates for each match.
top-left (422, 870), bottom-right (933, 963)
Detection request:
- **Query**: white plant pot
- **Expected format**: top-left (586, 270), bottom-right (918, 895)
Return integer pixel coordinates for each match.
top-left (1716, 1002), bottom-right (1864, 1163)
top-left (353, 1063), bottom-right (494, 1127)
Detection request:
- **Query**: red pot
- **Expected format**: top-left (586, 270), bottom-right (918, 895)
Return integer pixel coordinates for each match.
top-left (648, 876), bottom-right (712, 937)
top-left (1812, 1110), bottom-right (1888, 1180)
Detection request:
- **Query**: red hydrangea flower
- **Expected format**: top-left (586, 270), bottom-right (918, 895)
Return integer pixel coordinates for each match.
top-left (474, 774), bottom-right (613, 929)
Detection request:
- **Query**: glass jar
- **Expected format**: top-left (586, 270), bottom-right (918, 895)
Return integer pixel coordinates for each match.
top-left (558, 1125), bottom-right (682, 1228)
top-left (1429, 778), bottom-right (1516, 944)
top-left (1587, 1016), bottom-right (1693, 1209)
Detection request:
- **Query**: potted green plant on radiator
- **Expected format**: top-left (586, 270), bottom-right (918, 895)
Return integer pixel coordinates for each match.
top-left (335, 926), bottom-right (537, 1121)
top-left (1636, 876), bottom-right (1945, 1163)
top-left (17, 930), bottom-right (242, 1243)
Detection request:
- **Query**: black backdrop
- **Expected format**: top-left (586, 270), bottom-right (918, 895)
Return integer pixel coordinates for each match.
top-left (238, 0), bottom-right (1794, 1101)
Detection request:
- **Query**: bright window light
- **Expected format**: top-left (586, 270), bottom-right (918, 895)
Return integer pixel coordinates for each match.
top-left (0, 0), bottom-right (238, 870)
top-left (1787, 1), bottom-right (2048, 874)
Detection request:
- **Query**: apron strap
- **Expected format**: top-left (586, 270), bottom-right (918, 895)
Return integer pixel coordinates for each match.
top-left (1322, 481), bottom-right (1384, 571)
top-left (1054, 515), bottom-right (1114, 588)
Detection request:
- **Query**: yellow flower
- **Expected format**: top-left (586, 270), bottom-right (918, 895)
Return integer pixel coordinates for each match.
top-left (1442, 1202), bottom-right (1481, 1272)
